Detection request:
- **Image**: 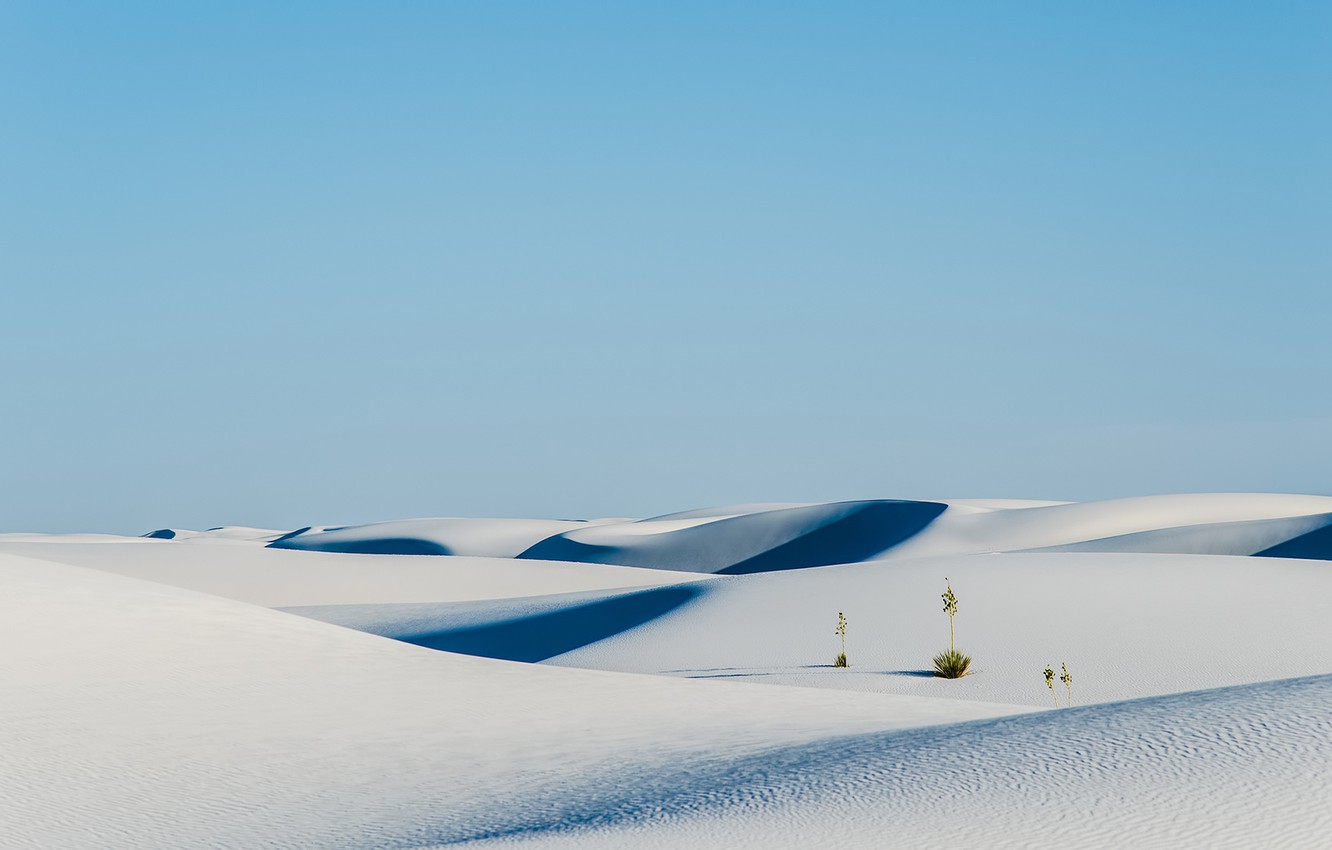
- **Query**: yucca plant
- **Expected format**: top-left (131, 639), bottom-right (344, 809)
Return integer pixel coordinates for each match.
top-left (1060, 662), bottom-right (1073, 707)
top-left (1044, 664), bottom-right (1059, 707)
top-left (932, 578), bottom-right (971, 678)
top-left (833, 611), bottom-right (849, 667)
top-left (932, 647), bottom-right (972, 678)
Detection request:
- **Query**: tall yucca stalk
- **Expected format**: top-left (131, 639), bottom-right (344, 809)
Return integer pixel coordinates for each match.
top-left (1060, 662), bottom-right (1073, 707)
top-left (833, 611), bottom-right (849, 668)
top-left (1044, 664), bottom-right (1059, 707)
top-left (941, 578), bottom-right (958, 653)
top-left (932, 578), bottom-right (971, 678)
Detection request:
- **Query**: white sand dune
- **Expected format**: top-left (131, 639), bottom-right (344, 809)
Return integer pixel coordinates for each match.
top-left (0, 553), bottom-right (1021, 849)
top-left (461, 673), bottom-right (1332, 849)
top-left (889, 492), bottom-right (1332, 560)
top-left (4, 492), bottom-right (1331, 848)
top-left (160, 493), bottom-right (1332, 573)
top-left (141, 525), bottom-right (293, 541)
top-left (291, 551), bottom-right (1332, 705)
top-left (269, 517), bottom-right (624, 557)
top-left (0, 532), bottom-right (148, 544)
top-left (543, 493), bottom-right (1332, 570)
top-left (548, 551), bottom-right (1332, 704)
top-left (0, 539), bottom-right (701, 606)
top-left (519, 499), bottom-right (949, 572)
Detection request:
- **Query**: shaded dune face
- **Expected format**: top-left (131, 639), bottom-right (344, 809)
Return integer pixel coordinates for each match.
top-left (397, 586), bottom-right (702, 662)
top-left (518, 496), bottom-right (1332, 571)
top-left (1256, 518), bottom-right (1332, 560)
top-left (290, 584), bottom-right (707, 663)
top-left (1017, 512), bottom-right (1332, 559)
top-left (274, 536), bottom-right (454, 556)
top-left (266, 518), bottom-right (601, 558)
top-left (717, 502), bottom-right (948, 574)
top-left (520, 500), bottom-right (948, 573)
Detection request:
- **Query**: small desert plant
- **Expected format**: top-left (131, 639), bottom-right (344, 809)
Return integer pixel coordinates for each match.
top-left (933, 647), bottom-right (972, 678)
top-left (932, 577), bottom-right (971, 678)
top-left (833, 611), bottom-right (849, 667)
top-left (1061, 662), bottom-right (1073, 707)
top-left (1044, 664), bottom-right (1059, 707)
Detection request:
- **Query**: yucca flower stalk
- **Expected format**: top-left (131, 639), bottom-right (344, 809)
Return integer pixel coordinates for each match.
top-left (941, 578), bottom-right (959, 653)
top-left (1061, 662), bottom-right (1073, 707)
top-left (1044, 664), bottom-right (1059, 707)
top-left (833, 611), bottom-right (849, 668)
top-left (932, 578), bottom-right (971, 678)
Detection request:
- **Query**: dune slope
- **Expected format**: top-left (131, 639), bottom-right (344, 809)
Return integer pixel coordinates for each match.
top-left (457, 673), bottom-right (1332, 849)
top-left (0, 553), bottom-right (1019, 849)
top-left (0, 538), bottom-right (702, 606)
top-left (294, 551), bottom-right (1332, 706)
top-left (268, 517), bottom-right (622, 557)
top-left (519, 500), bottom-right (947, 573)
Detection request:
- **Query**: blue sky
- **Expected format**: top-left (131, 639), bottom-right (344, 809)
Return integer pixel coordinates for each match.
top-left (2, 2), bottom-right (1329, 532)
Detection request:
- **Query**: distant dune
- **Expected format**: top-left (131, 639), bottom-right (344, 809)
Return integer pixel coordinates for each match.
top-left (268, 516), bottom-right (622, 557)
top-left (261, 493), bottom-right (1332, 568)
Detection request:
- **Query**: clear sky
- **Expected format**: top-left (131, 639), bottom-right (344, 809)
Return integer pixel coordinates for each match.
top-left (2, 2), bottom-right (1329, 533)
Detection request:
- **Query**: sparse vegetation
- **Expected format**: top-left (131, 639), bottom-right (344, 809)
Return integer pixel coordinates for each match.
top-left (933, 577), bottom-right (971, 678)
top-left (833, 611), bottom-right (849, 668)
top-left (1044, 664), bottom-right (1059, 707)
top-left (933, 648), bottom-right (972, 678)
top-left (1061, 662), bottom-right (1073, 707)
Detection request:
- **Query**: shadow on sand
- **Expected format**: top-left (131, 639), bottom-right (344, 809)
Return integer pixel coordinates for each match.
top-left (1256, 517), bottom-right (1332, 560)
top-left (717, 500), bottom-right (946, 574)
top-left (399, 585), bottom-right (704, 662)
top-left (270, 536), bottom-right (453, 555)
top-left (520, 500), bottom-right (947, 573)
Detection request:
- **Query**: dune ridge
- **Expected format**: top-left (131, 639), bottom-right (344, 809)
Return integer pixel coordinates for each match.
top-left (249, 493), bottom-right (1332, 569)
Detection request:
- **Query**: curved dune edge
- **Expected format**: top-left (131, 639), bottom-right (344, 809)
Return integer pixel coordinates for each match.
top-left (448, 674), bottom-right (1332, 849)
